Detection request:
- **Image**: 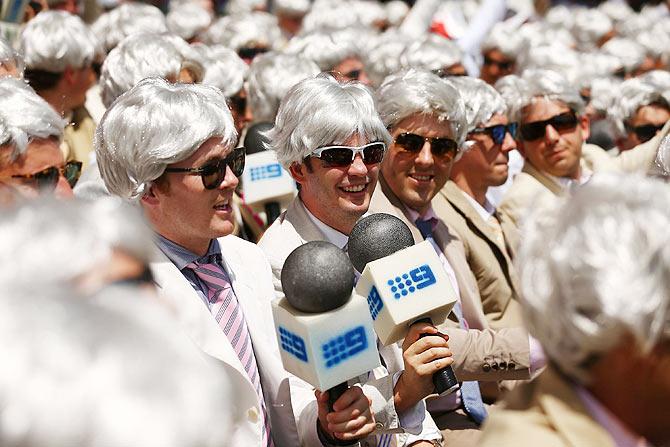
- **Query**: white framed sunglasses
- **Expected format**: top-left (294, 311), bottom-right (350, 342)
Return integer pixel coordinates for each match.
top-left (308, 141), bottom-right (387, 167)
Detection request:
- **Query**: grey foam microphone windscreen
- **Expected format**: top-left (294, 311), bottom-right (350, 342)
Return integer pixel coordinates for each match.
top-left (243, 122), bottom-right (273, 155)
top-left (281, 241), bottom-right (355, 313)
top-left (348, 213), bottom-right (415, 273)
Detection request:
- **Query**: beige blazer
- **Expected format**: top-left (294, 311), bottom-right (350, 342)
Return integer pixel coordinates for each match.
top-left (368, 176), bottom-right (531, 384)
top-left (499, 120), bottom-right (670, 229)
top-left (437, 181), bottom-right (524, 330)
top-left (479, 367), bottom-right (617, 447)
top-left (63, 106), bottom-right (96, 171)
top-left (150, 235), bottom-right (306, 447)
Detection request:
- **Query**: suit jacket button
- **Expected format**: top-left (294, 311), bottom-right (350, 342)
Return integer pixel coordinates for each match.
top-left (508, 362), bottom-right (515, 370)
top-left (482, 363), bottom-right (491, 372)
top-left (375, 422), bottom-right (384, 430)
top-left (491, 362), bottom-right (499, 370)
top-left (499, 361), bottom-right (507, 370)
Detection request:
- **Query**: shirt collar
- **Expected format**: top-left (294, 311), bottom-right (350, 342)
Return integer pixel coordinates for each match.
top-left (546, 167), bottom-right (593, 190)
top-left (303, 202), bottom-right (350, 250)
top-left (458, 189), bottom-right (495, 221)
top-left (154, 233), bottom-right (221, 270)
top-left (404, 203), bottom-right (439, 225)
top-left (575, 386), bottom-right (651, 447)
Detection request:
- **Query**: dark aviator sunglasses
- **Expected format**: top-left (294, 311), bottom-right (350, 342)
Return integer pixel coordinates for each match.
top-left (164, 147), bottom-right (245, 189)
top-left (519, 111), bottom-right (579, 141)
top-left (394, 132), bottom-right (459, 160)
top-left (11, 160), bottom-right (82, 191)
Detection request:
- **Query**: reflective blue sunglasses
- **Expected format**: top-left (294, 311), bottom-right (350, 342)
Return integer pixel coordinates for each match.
top-left (470, 123), bottom-right (518, 145)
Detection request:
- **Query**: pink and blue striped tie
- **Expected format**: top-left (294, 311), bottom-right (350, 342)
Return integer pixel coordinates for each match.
top-left (188, 256), bottom-right (274, 447)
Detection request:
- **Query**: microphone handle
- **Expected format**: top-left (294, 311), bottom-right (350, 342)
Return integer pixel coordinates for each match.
top-left (265, 201), bottom-right (281, 226)
top-left (327, 381), bottom-right (349, 413)
top-left (415, 318), bottom-right (460, 396)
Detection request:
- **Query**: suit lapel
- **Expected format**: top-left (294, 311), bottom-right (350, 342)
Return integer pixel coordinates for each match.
top-left (285, 196), bottom-right (328, 244)
top-left (150, 248), bottom-right (252, 386)
top-left (523, 162), bottom-right (564, 196)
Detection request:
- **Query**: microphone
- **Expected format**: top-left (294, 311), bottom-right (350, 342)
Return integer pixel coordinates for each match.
top-left (348, 213), bottom-right (460, 396)
top-left (273, 241), bottom-right (381, 411)
top-left (242, 122), bottom-right (296, 226)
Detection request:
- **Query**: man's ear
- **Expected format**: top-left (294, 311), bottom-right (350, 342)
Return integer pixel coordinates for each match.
top-left (288, 162), bottom-right (307, 185)
top-left (141, 184), bottom-right (160, 206)
top-left (579, 114), bottom-right (591, 142)
top-left (62, 66), bottom-right (76, 86)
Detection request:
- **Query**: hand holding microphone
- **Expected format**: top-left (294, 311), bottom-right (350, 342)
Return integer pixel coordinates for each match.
top-left (348, 213), bottom-right (459, 405)
top-left (273, 241), bottom-right (380, 443)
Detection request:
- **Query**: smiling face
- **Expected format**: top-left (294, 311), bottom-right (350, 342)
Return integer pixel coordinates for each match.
top-left (382, 113), bottom-right (456, 216)
top-left (143, 137), bottom-right (239, 255)
top-left (290, 134), bottom-right (379, 235)
top-left (519, 98), bottom-right (589, 180)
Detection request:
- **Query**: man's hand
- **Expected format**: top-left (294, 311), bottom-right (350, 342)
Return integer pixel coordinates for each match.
top-left (394, 321), bottom-right (453, 413)
top-left (316, 386), bottom-right (376, 442)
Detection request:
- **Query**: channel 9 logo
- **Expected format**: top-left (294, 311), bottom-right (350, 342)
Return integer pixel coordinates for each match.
top-left (322, 326), bottom-right (368, 369)
top-left (386, 265), bottom-right (436, 299)
top-left (250, 163), bottom-right (283, 181)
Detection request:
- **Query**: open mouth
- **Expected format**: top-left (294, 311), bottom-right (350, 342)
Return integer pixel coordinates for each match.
top-left (339, 184), bottom-right (367, 193)
top-left (213, 199), bottom-right (232, 212)
top-left (409, 173), bottom-right (434, 182)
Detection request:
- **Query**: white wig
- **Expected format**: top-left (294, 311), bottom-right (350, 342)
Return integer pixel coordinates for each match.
top-left (385, 0), bottom-right (408, 27)
top-left (571, 8), bottom-right (612, 50)
top-left (494, 74), bottom-right (527, 123)
top-left (0, 197), bottom-right (152, 290)
top-left (544, 5), bottom-right (575, 30)
top-left (519, 69), bottom-right (585, 118)
top-left (200, 12), bottom-right (281, 51)
top-left (283, 31), bottom-right (360, 71)
top-left (640, 70), bottom-right (670, 93)
top-left (0, 36), bottom-right (24, 76)
top-left (636, 30), bottom-right (670, 62)
top-left (301, 2), bottom-right (363, 33)
top-left (598, 0), bottom-right (633, 24)
top-left (448, 76), bottom-right (506, 133)
top-left (400, 35), bottom-right (463, 73)
top-left (518, 173), bottom-right (670, 383)
top-left (364, 30), bottom-right (412, 87)
top-left (19, 10), bottom-right (98, 73)
top-left (92, 3), bottom-right (168, 53)
top-left (609, 77), bottom-right (670, 137)
top-left (199, 45), bottom-right (249, 98)
top-left (0, 78), bottom-right (64, 162)
top-left (600, 37), bottom-right (645, 74)
top-left (0, 286), bottom-right (233, 447)
top-left (481, 23), bottom-right (523, 59)
top-left (376, 69), bottom-right (467, 147)
top-left (588, 76), bottom-right (622, 116)
top-left (95, 77), bottom-right (236, 200)
top-left (268, 74), bottom-right (391, 169)
top-left (167, 3), bottom-right (213, 41)
top-left (274, 0), bottom-right (311, 16)
top-left (98, 33), bottom-right (183, 108)
top-left (247, 52), bottom-right (320, 123)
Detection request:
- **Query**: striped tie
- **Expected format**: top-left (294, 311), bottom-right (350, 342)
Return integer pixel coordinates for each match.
top-left (415, 218), bottom-right (488, 425)
top-left (188, 256), bottom-right (274, 447)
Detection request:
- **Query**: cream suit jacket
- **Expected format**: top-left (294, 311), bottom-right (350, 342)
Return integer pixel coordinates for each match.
top-left (499, 120), bottom-right (670, 229)
top-left (479, 367), bottom-right (618, 447)
top-left (437, 181), bottom-right (524, 330)
top-left (368, 175), bottom-right (531, 384)
top-left (258, 196), bottom-right (441, 447)
top-left (151, 235), bottom-right (312, 447)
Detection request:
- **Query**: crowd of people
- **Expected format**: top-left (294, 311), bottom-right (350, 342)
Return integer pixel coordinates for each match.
top-left (0, 0), bottom-right (669, 446)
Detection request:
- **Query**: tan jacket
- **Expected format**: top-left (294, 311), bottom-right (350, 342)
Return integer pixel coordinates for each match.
top-left (499, 121), bottom-right (670, 229)
top-left (479, 367), bottom-right (617, 447)
top-left (368, 176), bottom-right (531, 384)
top-left (437, 181), bottom-right (524, 330)
top-left (63, 106), bottom-right (96, 171)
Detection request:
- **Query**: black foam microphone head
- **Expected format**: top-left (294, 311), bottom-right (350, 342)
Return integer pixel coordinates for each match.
top-left (281, 241), bottom-right (355, 313)
top-left (243, 122), bottom-right (274, 155)
top-left (348, 213), bottom-right (415, 273)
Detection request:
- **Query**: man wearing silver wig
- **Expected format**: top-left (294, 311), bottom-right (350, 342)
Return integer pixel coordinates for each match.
top-left (95, 77), bottom-right (319, 446)
top-left (481, 173), bottom-right (670, 447)
top-left (372, 69), bottom-right (535, 446)
top-left (498, 69), bottom-right (670, 229)
top-left (259, 74), bottom-right (449, 447)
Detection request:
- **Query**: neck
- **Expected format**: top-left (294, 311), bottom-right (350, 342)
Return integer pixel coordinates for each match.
top-left (39, 88), bottom-right (69, 117)
top-left (451, 174), bottom-right (487, 206)
top-left (300, 194), bottom-right (358, 235)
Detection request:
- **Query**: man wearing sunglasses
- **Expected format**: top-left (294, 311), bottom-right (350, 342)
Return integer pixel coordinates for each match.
top-left (479, 25), bottom-right (520, 86)
top-left (499, 69), bottom-right (670, 230)
top-left (95, 77), bottom-right (329, 447)
top-left (372, 70), bottom-right (534, 446)
top-left (259, 75), bottom-right (451, 447)
top-left (611, 77), bottom-right (670, 153)
top-left (0, 78), bottom-right (76, 202)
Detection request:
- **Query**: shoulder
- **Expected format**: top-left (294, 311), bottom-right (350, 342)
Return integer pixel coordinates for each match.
top-left (480, 404), bottom-right (566, 447)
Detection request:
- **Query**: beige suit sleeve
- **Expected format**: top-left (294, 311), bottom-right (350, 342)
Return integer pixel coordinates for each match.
top-left (444, 326), bottom-right (531, 382)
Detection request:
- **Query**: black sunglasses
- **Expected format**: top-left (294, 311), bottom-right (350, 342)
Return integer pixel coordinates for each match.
top-left (11, 160), bottom-right (82, 191)
top-left (470, 123), bottom-right (518, 145)
top-left (519, 111), bottom-right (579, 141)
top-left (308, 142), bottom-right (386, 167)
top-left (237, 46), bottom-right (268, 61)
top-left (431, 68), bottom-right (467, 78)
top-left (627, 123), bottom-right (664, 143)
top-left (483, 56), bottom-right (514, 71)
top-left (164, 147), bottom-right (246, 189)
top-left (394, 132), bottom-right (459, 160)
